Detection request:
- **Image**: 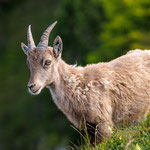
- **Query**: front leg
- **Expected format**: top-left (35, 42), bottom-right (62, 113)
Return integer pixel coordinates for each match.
top-left (95, 121), bottom-right (112, 144)
top-left (86, 121), bottom-right (112, 146)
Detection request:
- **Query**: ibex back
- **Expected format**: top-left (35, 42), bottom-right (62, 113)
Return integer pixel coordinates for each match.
top-left (21, 21), bottom-right (150, 145)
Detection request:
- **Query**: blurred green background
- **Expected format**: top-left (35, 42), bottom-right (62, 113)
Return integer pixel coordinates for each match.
top-left (0, 0), bottom-right (150, 149)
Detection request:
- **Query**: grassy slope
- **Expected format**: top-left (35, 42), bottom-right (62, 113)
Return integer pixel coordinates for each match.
top-left (70, 113), bottom-right (150, 150)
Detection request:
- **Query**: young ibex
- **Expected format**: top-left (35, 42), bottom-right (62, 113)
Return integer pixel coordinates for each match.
top-left (21, 21), bottom-right (150, 144)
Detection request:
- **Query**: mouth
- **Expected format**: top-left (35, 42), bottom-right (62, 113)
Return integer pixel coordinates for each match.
top-left (28, 87), bottom-right (42, 95)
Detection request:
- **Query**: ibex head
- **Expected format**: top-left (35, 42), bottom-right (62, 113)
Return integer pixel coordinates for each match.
top-left (21, 21), bottom-right (63, 95)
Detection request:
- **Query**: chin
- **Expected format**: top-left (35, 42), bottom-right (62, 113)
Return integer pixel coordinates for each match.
top-left (28, 87), bottom-right (43, 95)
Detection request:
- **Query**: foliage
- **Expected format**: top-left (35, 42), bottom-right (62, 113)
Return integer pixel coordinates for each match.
top-left (87, 0), bottom-right (150, 62)
top-left (56, 0), bottom-right (105, 65)
top-left (70, 113), bottom-right (150, 150)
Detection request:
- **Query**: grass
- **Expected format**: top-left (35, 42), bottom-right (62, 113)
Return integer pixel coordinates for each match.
top-left (68, 113), bottom-right (150, 150)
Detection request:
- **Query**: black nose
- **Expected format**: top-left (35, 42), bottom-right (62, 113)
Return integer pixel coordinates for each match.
top-left (28, 83), bottom-right (36, 90)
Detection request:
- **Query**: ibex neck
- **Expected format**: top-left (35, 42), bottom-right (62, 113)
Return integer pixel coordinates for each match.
top-left (58, 59), bottom-right (73, 79)
top-left (49, 59), bottom-right (79, 101)
top-left (54, 59), bottom-right (80, 83)
top-left (49, 59), bottom-right (84, 127)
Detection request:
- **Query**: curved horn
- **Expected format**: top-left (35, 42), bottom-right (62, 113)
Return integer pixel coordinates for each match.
top-left (36, 21), bottom-right (57, 50)
top-left (27, 25), bottom-right (35, 50)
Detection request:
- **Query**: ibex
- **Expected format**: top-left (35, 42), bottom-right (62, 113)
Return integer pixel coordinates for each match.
top-left (21, 21), bottom-right (150, 145)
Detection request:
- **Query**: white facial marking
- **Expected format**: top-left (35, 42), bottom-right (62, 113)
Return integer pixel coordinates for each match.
top-left (28, 86), bottom-right (43, 95)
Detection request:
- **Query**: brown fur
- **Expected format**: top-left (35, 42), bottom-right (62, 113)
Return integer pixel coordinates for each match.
top-left (22, 35), bottom-right (150, 144)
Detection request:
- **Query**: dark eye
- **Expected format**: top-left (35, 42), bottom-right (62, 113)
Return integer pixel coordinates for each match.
top-left (44, 60), bottom-right (51, 67)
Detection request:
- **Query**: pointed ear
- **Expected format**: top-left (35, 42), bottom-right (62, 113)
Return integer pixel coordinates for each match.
top-left (53, 36), bottom-right (63, 58)
top-left (21, 42), bottom-right (28, 55)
